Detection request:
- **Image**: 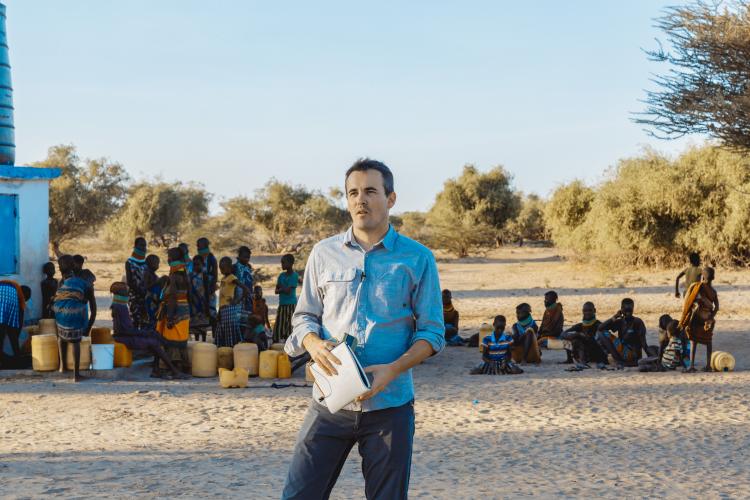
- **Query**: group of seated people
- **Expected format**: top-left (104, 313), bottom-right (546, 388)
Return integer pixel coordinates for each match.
top-left (444, 254), bottom-right (719, 376)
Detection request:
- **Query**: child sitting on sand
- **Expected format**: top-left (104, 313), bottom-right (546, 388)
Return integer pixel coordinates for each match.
top-left (471, 315), bottom-right (522, 375)
top-left (511, 303), bottom-right (541, 364)
top-left (661, 321), bottom-right (685, 371)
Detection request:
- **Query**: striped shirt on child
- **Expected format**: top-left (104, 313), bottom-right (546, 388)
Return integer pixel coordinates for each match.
top-left (482, 332), bottom-right (514, 362)
top-left (661, 337), bottom-right (683, 370)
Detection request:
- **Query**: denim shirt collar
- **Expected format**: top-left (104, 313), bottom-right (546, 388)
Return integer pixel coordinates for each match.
top-left (343, 224), bottom-right (398, 252)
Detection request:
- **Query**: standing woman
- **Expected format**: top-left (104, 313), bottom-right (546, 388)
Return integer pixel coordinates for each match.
top-left (273, 253), bottom-right (301, 343)
top-left (53, 255), bottom-right (96, 382)
top-left (156, 248), bottom-right (192, 373)
top-left (125, 237), bottom-right (148, 329)
top-left (679, 266), bottom-right (719, 372)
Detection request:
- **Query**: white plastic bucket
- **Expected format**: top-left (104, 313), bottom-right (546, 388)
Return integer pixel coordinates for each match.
top-left (91, 344), bottom-right (115, 370)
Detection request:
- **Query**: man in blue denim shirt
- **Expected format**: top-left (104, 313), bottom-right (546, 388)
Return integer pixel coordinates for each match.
top-left (282, 159), bottom-right (445, 499)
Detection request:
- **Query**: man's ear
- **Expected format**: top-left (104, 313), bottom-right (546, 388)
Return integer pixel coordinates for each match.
top-left (387, 191), bottom-right (397, 210)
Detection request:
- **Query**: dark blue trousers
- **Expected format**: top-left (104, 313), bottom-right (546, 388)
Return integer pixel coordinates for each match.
top-left (282, 400), bottom-right (415, 500)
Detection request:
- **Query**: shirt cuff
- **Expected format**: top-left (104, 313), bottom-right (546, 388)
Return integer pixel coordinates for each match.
top-left (284, 321), bottom-right (322, 357)
top-left (411, 330), bottom-right (445, 355)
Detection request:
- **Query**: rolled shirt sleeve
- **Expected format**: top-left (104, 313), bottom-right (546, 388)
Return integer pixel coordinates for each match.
top-left (410, 250), bottom-right (446, 355)
top-left (284, 247), bottom-right (323, 357)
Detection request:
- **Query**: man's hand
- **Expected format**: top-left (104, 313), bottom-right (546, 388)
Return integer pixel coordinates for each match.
top-left (303, 334), bottom-right (341, 376)
top-left (357, 363), bottom-right (399, 402)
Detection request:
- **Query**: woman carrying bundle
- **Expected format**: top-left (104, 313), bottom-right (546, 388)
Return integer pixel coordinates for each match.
top-left (679, 266), bottom-right (719, 372)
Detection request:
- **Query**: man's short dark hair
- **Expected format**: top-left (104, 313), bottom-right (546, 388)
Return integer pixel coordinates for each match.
top-left (345, 158), bottom-right (394, 196)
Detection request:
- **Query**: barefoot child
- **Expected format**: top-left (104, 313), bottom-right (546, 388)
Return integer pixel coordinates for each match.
top-left (273, 254), bottom-right (301, 343)
top-left (53, 255), bottom-right (97, 382)
top-left (511, 303), bottom-right (541, 364)
top-left (679, 266), bottom-right (719, 372)
top-left (40, 262), bottom-right (58, 319)
top-left (252, 285), bottom-right (272, 331)
top-left (596, 298), bottom-right (649, 369)
top-left (234, 246), bottom-right (254, 313)
top-left (471, 315), bottom-right (522, 375)
top-left (661, 321), bottom-right (685, 371)
top-left (110, 282), bottom-right (188, 379)
top-left (215, 256), bottom-right (251, 347)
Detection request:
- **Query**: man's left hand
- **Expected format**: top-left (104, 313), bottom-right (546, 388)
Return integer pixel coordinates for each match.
top-left (357, 363), bottom-right (400, 402)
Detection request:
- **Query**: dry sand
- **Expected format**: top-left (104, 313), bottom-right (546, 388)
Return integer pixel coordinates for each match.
top-left (1, 247), bottom-right (749, 499)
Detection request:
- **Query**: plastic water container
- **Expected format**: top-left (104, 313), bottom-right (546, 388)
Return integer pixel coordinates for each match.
top-left (66, 337), bottom-right (91, 371)
top-left (270, 343), bottom-right (285, 351)
top-left (234, 343), bottom-right (259, 377)
top-left (114, 342), bottom-right (132, 367)
top-left (277, 353), bottom-right (292, 379)
top-left (192, 342), bottom-right (218, 377)
top-left (38, 319), bottom-right (57, 335)
top-left (187, 341), bottom-right (196, 363)
top-left (217, 347), bottom-right (234, 370)
top-left (219, 367), bottom-right (249, 388)
top-left (91, 344), bottom-right (115, 370)
top-left (31, 334), bottom-right (59, 371)
top-left (711, 351), bottom-right (736, 372)
top-left (259, 350), bottom-right (281, 378)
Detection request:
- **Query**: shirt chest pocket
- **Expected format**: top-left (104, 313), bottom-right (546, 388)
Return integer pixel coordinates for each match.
top-left (369, 264), bottom-right (413, 317)
top-left (320, 269), bottom-right (358, 306)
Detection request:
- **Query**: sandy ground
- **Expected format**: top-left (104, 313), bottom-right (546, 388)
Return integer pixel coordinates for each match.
top-left (2, 247), bottom-right (749, 499)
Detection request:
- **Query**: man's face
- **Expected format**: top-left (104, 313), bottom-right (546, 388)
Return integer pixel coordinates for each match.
top-left (582, 303), bottom-right (595, 321)
top-left (345, 170), bottom-right (396, 233)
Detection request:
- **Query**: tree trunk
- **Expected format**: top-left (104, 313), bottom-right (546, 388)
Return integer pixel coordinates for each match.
top-left (51, 240), bottom-right (62, 259)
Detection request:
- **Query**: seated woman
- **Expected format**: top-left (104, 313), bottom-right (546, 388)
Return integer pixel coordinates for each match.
top-left (471, 315), bottom-right (522, 375)
top-left (679, 267), bottom-right (719, 372)
top-left (442, 289), bottom-right (464, 346)
top-left (110, 282), bottom-right (188, 380)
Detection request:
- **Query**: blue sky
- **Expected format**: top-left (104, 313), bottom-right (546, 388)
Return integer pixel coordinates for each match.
top-left (7, 0), bottom-right (695, 213)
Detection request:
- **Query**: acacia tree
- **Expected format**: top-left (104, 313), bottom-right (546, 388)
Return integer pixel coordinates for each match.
top-left (34, 144), bottom-right (129, 256)
top-left (427, 165), bottom-right (521, 257)
top-left (222, 180), bottom-right (349, 253)
top-left (107, 181), bottom-right (211, 247)
top-left (636, 1), bottom-right (750, 149)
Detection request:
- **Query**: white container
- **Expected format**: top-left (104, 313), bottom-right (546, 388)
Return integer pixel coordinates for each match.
top-left (91, 343), bottom-right (115, 370)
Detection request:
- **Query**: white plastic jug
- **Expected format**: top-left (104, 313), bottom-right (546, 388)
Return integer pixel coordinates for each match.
top-left (91, 343), bottom-right (115, 370)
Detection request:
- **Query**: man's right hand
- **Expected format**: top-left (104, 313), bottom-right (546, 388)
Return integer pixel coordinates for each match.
top-left (303, 334), bottom-right (341, 376)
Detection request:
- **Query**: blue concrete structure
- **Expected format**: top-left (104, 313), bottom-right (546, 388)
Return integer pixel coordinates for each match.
top-left (0, 2), bottom-right (15, 165)
top-left (0, 1), bottom-right (61, 322)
